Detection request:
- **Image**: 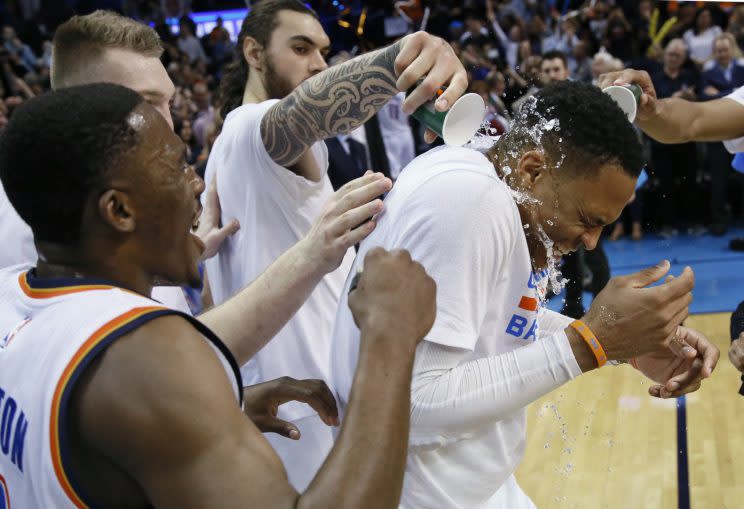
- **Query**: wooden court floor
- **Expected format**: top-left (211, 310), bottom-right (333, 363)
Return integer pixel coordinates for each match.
top-left (516, 313), bottom-right (744, 509)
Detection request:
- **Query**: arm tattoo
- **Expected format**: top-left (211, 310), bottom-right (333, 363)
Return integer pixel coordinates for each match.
top-left (261, 41), bottom-right (402, 167)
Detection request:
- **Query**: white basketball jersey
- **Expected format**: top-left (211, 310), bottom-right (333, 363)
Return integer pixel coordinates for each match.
top-left (0, 267), bottom-right (242, 509)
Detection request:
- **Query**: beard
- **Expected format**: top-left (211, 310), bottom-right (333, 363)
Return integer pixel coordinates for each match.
top-left (262, 56), bottom-right (297, 100)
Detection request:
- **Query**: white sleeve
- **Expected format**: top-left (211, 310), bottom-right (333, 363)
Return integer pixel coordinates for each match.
top-left (389, 170), bottom-right (515, 351)
top-left (722, 87), bottom-right (744, 153)
top-left (409, 330), bottom-right (582, 447)
top-left (536, 308), bottom-right (574, 339)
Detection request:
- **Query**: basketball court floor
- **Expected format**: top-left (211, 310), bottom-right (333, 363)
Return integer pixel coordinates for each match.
top-left (517, 229), bottom-right (744, 508)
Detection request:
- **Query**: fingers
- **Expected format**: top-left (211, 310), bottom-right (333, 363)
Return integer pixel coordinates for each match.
top-left (330, 175), bottom-right (392, 220)
top-left (279, 379), bottom-right (340, 427)
top-left (335, 172), bottom-right (386, 197)
top-left (677, 327), bottom-right (720, 378)
top-left (729, 338), bottom-right (744, 372)
top-left (252, 415), bottom-right (302, 440)
top-left (667, 330), bottom-right (697, 360)
top-left (423, 128), bottom-right (438, 144)
top-left (656, 266), bottom-right (695, 299)
top-left (436, 68), bottom-right (468, 112)
top-left (621, 260), bottom-right (670, 288)
top-left (648, 379), bottom-right (702, 399)
top-left (330, 198), bottom-right (385, 238)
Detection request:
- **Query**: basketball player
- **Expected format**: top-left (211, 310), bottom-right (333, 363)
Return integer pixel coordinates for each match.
top-left (0, 83), bottom-right (437, 509)
top-left (0, 10), bottom-right (396, 435)
top-left (330, 81), bottom-right (720, 509)
top-left (205, 0), bottom-right (466, 489)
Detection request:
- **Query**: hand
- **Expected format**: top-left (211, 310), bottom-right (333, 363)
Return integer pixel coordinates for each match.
top-left (704, 85), bottom-right (720, 96)
top-left (582, 260), bottom-right (694, 360)
top-left (729, 333), bottom-right (744, 373)
top-left (349, 248), bottom-right (436, 351)
top-left (300, 171), bottom-right (392, 275)
top-left (597, 69), bottom-right (657, 123)
top-left (633, 326), bottom-right (720, 398)
top-left (242, 377), bottom-right (339, 440)
top-left (197, 174), bottom-right (240, 261)
top-left (395, 31), bottom-right (468, 116)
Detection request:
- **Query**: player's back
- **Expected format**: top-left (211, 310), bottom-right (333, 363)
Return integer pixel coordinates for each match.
top-left (0, 267), bottom-right (241, 508)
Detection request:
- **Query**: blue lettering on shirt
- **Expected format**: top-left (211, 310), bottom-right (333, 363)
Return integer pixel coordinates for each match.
top-left (0, 386), bottom-right (28, 473)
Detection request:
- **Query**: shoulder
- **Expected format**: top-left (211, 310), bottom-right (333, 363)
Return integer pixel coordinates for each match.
top-left (221, 99), bottom-right (282, 137)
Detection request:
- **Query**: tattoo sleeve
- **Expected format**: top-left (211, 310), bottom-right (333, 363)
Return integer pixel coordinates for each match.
top-left (261, 41), bottom-right (402, 167)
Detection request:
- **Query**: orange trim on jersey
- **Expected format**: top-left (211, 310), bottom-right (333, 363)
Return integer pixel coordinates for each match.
top-left (518, 296), bottom-right (538, 312)
top-left (49, 306), bottom-right (167, 508)
top-left (0, 473), bottom-right (10, 508)
top-left (18, 272), bottom-right (114, 299)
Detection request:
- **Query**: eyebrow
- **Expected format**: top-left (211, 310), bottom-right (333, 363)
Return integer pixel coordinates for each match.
top-left (289, 35), bottom-right (331, 53)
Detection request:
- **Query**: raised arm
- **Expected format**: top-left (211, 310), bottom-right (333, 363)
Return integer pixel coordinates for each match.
top-left (599, 68), bottom-right (744, 143)
top-left (199, 172), bottom-right (392, 365)
top-left (261, 31), bottom-right (467, 167)
top-left (73, 249), bottom-right (436, 509)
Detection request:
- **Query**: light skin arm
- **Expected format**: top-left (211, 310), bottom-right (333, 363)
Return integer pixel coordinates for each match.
top-left (598, 68), bottom-right (744, 143)
top-left (198, 172), bottom-right (392, 366)
top-left (72, 249), bottom-right (436, 509)
top-left (261, 31), bottom-right (467, 168)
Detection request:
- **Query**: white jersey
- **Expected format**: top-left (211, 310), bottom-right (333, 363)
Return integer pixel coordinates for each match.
top-left (0, 182), bottom-right (192, 314)
top-left (0, 267), bottom-right (242, 509)
top-left (0, 182), bottom-right (35, 269)
top-left (377, 92), bottom-right (416, 179)
top-left (204, 100), bottom-right (354, 490)
top-left (331, 146), bottom-right (552, 508)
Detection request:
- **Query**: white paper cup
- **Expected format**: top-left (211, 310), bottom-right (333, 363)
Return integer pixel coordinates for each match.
top-left (441, 93), bottom-right (486, 146)
top-left (603, 84), bottom-right (641, 123)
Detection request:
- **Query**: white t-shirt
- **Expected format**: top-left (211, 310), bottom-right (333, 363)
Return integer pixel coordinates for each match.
top-left (330, 146), bottom-right (581, 509)
top-left (683, 25), bottom-right (722, 63)
top-left (377, 92), bottom-right (416, 179)
top-left (0, 183), bottom-right (192, 314)
top-left (204, 100), bottom-right (355, 420)
top-left (722, 85), bottom-right (744, 153)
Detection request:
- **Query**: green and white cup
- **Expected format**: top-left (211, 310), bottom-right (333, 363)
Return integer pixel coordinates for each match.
top-left (409, 91), bottom-right (486, 146)
top-left (603, 84), bottom-right (642, 123)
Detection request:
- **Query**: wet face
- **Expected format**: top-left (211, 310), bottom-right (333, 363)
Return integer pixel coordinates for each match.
top-left (541, 57), bottom-right (569, 84)
top-left (516, 156), bottom-right (636, 268)
top-left (112, 103), bottom-right (205, 287)
top-left (261, 10), bottom-right (330, 99)
top-left (94, 48), bottom-right (177, 129)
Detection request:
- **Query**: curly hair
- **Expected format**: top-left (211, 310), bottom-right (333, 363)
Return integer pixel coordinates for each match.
top-left (503, 80), bottom-right (644, 177)
top-left (0, 83), bottom-right (143, 246)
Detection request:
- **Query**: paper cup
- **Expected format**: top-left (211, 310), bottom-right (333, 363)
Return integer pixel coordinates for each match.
top-left (603, 84), bottom-right (641, 123)
top-left (410, 92), bottom-right (486, 146)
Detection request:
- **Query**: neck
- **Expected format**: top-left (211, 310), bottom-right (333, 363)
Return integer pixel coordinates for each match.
top-left (486, 145), bottom-right (549, 270)
top-left (665, 66), bottom-right (680, 77)
top-left (243, 71), bottom-right (268, 104)
top-left (35, 242), bottom-right (153, 297)
top-left (720, 59), bottom-right (731, 69)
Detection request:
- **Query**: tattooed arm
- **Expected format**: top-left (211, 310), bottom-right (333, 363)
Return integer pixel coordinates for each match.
top-left (261, 31), bottom-right (468, 168)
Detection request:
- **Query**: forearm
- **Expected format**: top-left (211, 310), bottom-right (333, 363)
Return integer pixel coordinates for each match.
top-left (640, 96), bottom-right (744, 143)
top-left (198, 239), bottom-right (325, 366)
top-left (298, 333), bottom-right (415, 509)
top-left (261, 41), bottom-right (402, 167)
top-left (409, 331), bottom-right (585, 444)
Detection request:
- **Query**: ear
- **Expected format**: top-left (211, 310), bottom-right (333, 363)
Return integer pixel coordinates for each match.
top-left (243, 36), bottom-right (264, 71)
top-left (515, 150), bottom-right (546, 189)
top-left (98, 190), bottom-right (136, 234)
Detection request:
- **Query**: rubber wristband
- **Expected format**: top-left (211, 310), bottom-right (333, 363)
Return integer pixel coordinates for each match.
top-left (569, 320), bottom-right (608, 367)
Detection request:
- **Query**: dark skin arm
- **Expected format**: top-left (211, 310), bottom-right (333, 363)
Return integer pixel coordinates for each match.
top-left (71, 248), bottom-right (436, 509)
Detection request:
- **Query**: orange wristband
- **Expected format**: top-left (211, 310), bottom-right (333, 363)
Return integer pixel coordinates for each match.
top-left (569, 320), bottom-right (608, 367)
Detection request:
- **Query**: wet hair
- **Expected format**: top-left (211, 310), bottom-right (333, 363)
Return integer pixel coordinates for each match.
top-left (219, 0), bottom-right (318, 118)
top-left (52, 10), bottom-right (163, 88)
top-left (502, 80), bottom-right (644, 177)
top-left (0, 83), bottom-right (144, 246)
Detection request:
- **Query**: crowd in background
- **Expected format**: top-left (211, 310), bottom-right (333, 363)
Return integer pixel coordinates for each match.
top-left (2, 0), bottom-right (744, 239)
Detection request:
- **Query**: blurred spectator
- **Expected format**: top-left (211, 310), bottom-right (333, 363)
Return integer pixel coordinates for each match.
top-left (177, 21), bottom-right (207, 63)
top-left (649, 38), bottom-right (704, 238)
top-left (684, 7), bottom-right (722, 66)
top-left (571, 40), bottom-right (593, 83)
top-left (701, 33), bottom-right (744, 236)
top-left (541, 49), bottom-right (569, 85)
